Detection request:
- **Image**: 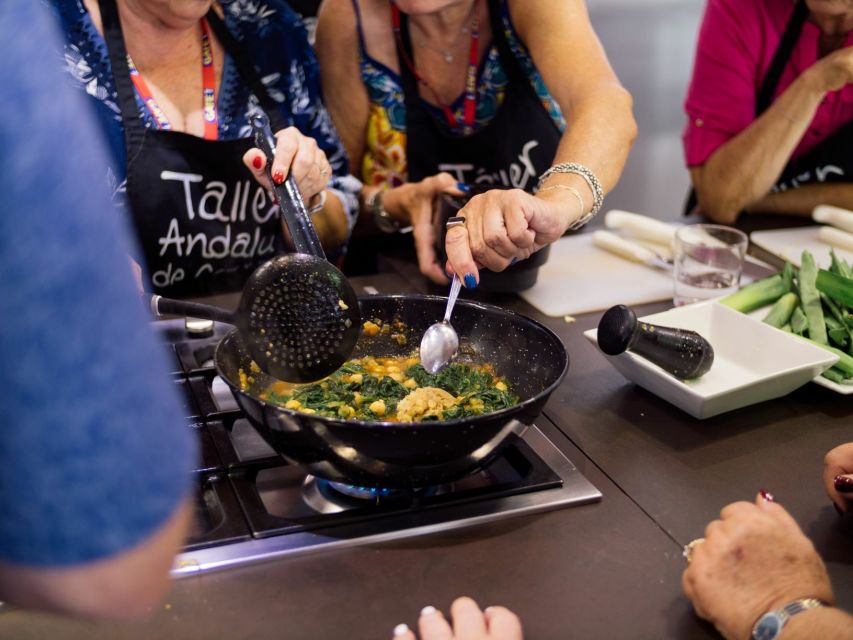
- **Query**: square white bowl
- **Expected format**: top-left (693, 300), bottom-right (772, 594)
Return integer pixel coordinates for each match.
top-left (583, 301), bottom-right (838, 419)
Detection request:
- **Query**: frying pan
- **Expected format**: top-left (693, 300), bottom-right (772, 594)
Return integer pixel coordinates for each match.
top-left (214, 295), bottom-right (568, 489)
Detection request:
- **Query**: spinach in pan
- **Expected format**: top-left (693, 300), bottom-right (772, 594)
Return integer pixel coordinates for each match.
top-left (261, 356), bottom-right (518, 422)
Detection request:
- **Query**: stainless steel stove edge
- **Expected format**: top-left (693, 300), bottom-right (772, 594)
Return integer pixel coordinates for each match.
top-left (171, 425), bottom-right (601, 578)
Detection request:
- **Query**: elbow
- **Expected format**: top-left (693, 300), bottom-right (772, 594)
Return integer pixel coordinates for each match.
top-left (619, 87), bottom-right (638, 150)
top-left (694, 188), bottom-right (743, 225)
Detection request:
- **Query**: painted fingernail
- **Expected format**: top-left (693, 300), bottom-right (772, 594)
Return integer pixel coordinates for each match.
top-left (760, 489), bottom-right (775, 503)
top-left (272, 169), bottom-right (284, 185)
top-left (835, 503), bottom-right (845, 517)
top-left (393, 623), bottom-right (410, 636)
top-left (509, 257), bottom-right (518, 265)
top-left (457, 182), bottom-right (470, 193)
top-left (835, 475), bottom-right (853, 493)
top-left (252, 156), bottom-right (263, 170)
top-left (420, 606), bottom-right (437, 616)
top-left (463, 273), bottom-right (477, 289)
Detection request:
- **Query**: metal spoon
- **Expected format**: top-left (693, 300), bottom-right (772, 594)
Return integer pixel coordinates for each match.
top-left (420, 274), bottom-right (463, 374)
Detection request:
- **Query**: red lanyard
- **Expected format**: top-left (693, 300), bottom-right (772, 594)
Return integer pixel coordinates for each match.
top-left (392, 3), bottom-right (479, 134)
top-left (127, 18), bottom-right (219, 140)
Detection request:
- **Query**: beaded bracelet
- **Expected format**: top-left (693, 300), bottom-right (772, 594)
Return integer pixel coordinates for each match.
top-left (536, 162), bottom-right (604, 230)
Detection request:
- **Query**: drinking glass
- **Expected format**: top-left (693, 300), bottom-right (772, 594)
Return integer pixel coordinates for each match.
top-left (673, 224), bottom-right (748, 306)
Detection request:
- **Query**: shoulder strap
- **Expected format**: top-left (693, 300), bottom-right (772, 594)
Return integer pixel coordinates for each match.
top-left (485, 0), bottom-right (526, 85)
top-left (755, 0), bottom-right (809, 116)
top-left (205, 10), bottom-right (289, 133)
top-left (350, 0), bottom-right (369, 56)
top-left (98, 0), bottom-right (146, 146)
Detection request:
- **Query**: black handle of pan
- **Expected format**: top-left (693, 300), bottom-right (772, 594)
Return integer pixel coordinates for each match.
top-left (146, 293), bottom-right (235, 325)
top-left (250, 114), bottom-right (326, 260)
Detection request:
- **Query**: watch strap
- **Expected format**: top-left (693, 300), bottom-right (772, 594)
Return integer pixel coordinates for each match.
top-left (369, 189), bottom-right (402, 233)
top-left (752, 598), bottom-right (824, 640)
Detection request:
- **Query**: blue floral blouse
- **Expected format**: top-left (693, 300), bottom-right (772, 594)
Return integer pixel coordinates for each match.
top-left (47, 0), bottom-right (359, 235)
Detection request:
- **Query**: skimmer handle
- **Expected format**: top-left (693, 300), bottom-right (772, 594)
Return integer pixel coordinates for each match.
top-left (444, 274), bottom-right (462, 323)
top-left (250, 114), bottom-right (326, 259)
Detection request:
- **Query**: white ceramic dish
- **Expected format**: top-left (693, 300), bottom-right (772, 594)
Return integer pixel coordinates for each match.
top-left (747, 307), bottom-right (853, 395)
top-left (584, 301), bottom-right (839, 419)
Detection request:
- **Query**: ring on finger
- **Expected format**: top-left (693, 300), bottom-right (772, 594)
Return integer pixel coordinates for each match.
top-left (446, 216), bottom-right (466, 229)
top-left (682, 538), bottom-right (705, 563)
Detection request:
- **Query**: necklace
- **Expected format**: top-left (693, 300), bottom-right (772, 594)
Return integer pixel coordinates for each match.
top-left (409, 2), bottom-right (476, 64)
top-left (392, 3), bottom-right (480, 134)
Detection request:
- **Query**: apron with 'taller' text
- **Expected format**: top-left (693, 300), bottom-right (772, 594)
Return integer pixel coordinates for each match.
top-left (100, 0), bottom-right (288, 297)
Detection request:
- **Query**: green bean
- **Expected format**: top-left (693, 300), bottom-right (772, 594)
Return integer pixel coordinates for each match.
top-left (790, 306), bottom-right (808, 335)
top-left (822, 367), bottom-right (848, 384)
top-left (800, 251), bottom-right (827, 344)
top-left (763, 292), bottom-right (799, 328)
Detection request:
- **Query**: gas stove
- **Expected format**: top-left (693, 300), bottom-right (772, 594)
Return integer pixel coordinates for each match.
top-left (159, 320), bottom-right (601, 577)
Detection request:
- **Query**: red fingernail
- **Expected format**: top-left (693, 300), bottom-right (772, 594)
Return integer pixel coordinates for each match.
top-left (273, 170), bottom-right (284, 185)
top-left (834, 475), bottom-right (853, 493)
top-left (759, 489), bottom-right (775, 503)
top-left (252, 156), bottom-right (263, 170)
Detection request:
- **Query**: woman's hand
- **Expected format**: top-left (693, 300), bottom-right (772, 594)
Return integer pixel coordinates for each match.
top-left (393, 597), bottom-right (523, 640)
top-left (382, 173), bottom-right (466, 285)
top-left (682, 493), bottom-right (834, 640)
top-left (445, 188), bottom-right (577, 286)
top-left (810, 44), bottom-right (853, 93)
top-left (824, 442), bottom-right (853, 514)
top-left (243, 126), bottom-right (332, 204)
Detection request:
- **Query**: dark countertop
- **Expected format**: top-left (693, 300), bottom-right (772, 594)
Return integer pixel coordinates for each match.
top-left (1, 268), bottom-right (850, 640)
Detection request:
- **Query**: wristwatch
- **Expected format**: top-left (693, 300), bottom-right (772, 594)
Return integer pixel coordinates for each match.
top-left (367, 189), bottom-right (401, 233)
top-left (752, 598), bottom-right (824, 640)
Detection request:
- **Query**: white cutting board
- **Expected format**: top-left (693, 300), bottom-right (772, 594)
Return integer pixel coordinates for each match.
top-left (750, 227), bottom-right (853, 268)
top-left (520, 233), bottom-right (674, 316)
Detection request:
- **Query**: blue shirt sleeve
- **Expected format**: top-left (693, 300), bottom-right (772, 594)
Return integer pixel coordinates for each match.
top-left (0, 1), bottom-right (196, 567)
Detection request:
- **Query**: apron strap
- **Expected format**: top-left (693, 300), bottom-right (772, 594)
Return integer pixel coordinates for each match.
top-left (98, 0), bottom-right (147, 150)
top-left (204, 10), bottom-right (289, 133)
top-left (755, 0), bottom-right (809, 116)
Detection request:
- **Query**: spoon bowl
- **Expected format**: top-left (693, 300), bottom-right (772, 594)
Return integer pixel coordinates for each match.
top-left (419, 274), bottom-right (462, 373)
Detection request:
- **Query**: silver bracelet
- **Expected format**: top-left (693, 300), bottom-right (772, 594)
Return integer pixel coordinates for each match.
top-left (536, 163), bottom-right (604, 230)
top-left (307, 189), bottom-right (327, 215)
top-left (536, 184), bottom-right (585, 223)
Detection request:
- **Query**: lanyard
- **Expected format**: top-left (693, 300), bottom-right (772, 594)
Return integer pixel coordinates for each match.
top-left (127, 18), bottom-right (219, 140)
top-left (392, 3), bottom-right (479, 134)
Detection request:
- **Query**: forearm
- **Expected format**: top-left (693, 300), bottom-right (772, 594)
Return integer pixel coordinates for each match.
top-left (693, 69), bottom-right (827, 219)
top-left (537, 83), bottom-right (636, 222)
top-left (748, 182), bottom-right (853, 217)
top-left (779, 606), bottom-right (853, 640)
top-left (0, 499), bottom-right (192, 621)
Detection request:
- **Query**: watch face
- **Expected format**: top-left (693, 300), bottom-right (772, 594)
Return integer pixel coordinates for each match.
top-left (753, 613), bottom-right (783, 640)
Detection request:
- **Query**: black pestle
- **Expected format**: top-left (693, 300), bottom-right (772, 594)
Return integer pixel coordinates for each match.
top-left (597, 305), bottom-right (715, 379)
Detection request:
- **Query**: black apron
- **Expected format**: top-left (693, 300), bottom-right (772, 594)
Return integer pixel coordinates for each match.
top-left (388, 0), bottom-right (560, 290)
top-left (685, 0), bottom-right (853, 215)
top-left (396, 0), bottom-right (560, 188)
top-left (100, 0), bottom-right (289, 298)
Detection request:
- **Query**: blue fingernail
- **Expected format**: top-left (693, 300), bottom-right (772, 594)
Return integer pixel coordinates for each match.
top-left (464, 273), bottom-right (477, 289)
top-left (510, 257), bottom-right (518, 265)
top-left (457, 182), bottom-right (470, 193)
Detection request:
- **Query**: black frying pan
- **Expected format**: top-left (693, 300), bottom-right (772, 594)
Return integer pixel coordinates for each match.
top-left (214, 295), bottom-right (568, 488)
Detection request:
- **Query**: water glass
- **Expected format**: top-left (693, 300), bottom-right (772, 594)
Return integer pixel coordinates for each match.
top-left (673, 224), bottom-right (748, 306)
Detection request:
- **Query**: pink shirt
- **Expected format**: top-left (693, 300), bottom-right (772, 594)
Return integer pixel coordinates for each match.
top-left (683, 0), bottom-right (853, 167)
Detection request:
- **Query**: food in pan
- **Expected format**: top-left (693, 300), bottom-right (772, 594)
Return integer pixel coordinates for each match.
top-left (259, 355), bottom-right (518, 422)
